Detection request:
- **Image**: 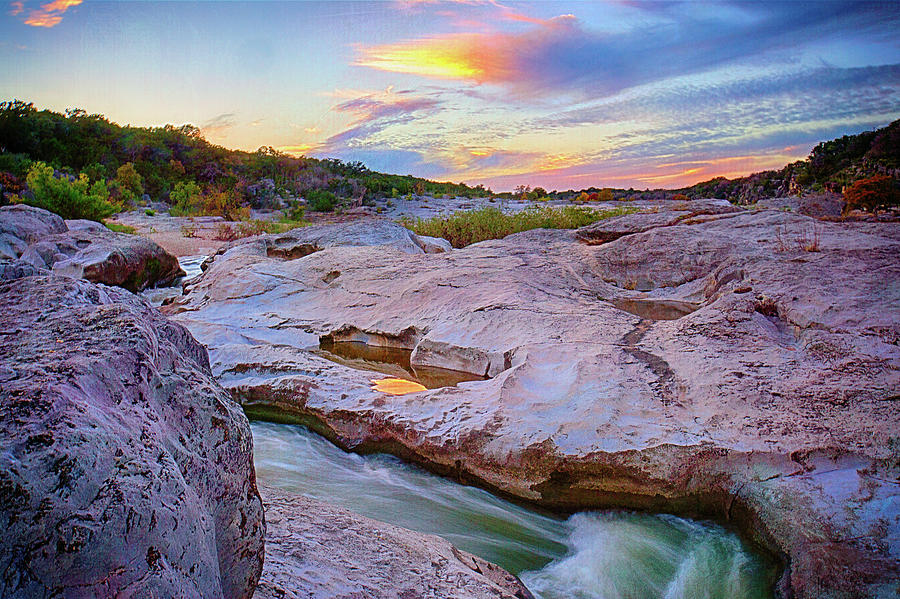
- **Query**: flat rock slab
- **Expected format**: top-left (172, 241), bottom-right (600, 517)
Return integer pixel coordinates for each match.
top-left (1, 204), bottom-right (184, 291)
top-left (0, 275), bottom-right (264, 598)
top-left (257, 485), bottom-right (533, 599)
top-left (168, 213), bottom-right (900, 598)
top-left (576, 199), bottom-right (744, 244)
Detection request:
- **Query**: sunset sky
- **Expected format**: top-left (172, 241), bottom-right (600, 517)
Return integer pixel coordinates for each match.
top-left (2, 0), bottom-right (898, 191)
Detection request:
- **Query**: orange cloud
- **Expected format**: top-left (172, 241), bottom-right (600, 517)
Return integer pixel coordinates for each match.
top-left (356, 14), bottom-right (579, 85)
top-left (9, 1), bottom-right (24, 16)
top-left (23, 0), bottom-right (81, 27)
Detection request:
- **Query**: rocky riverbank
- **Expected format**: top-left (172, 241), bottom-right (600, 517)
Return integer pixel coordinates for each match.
top-left (165, 204), bottom-right (900, 598)
top-left (0, 206), bottom-right (531, 598)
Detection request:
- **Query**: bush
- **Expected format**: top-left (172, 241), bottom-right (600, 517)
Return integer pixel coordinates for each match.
top-left (17, 161), bottom-right (116, 221)
top-left (306, 189), bottom-right (337, 212)
top-left (169, 181), bottom-right (202, 216)
top-left (843, 175), bottom-right (899, 214)
top-left (671, 193), bottom-right (690, 202)
top-left (402, 205), bottom-right (636, 248)
top-left (113, 162), bottom-right (144, 204)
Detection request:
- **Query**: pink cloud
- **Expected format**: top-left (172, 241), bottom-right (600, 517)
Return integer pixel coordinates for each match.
top-left (22, 0), bottom-right (81, 27)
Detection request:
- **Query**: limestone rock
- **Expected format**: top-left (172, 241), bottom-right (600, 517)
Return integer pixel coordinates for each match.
top-left (0, 275), bottom-right (265, 598)
top-left (0, 205), bottom-right (184, 291)
top-left (0, 204), bottom-right (67, 259)
top-left (257, 485), bottom-right (533, 599)
top-left (576, 199), bottom-right (744, 244)
top-left (168, 210), bottom-right (900, 598)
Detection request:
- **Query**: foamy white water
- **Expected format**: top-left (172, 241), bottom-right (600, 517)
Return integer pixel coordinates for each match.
top-left (252, 421), bottom-right (774, 597)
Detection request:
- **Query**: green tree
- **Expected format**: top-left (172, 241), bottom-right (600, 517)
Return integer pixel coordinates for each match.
top-left (114, 162), bottom-right (144, 204)
top-left (20, 161), bottom-right (116, 221)
top-left (168, 180), bottom-right (202, 215)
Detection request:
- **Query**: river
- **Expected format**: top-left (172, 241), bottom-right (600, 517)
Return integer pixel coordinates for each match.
top-left (253, 421), bottom-right (774, 599)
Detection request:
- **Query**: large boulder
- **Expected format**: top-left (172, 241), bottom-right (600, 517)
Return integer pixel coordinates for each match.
top-left (0, 204), bottom-right (184, 291)
top-left (257, 485), bottom-right (533, 599)
top-left (167, 211), bottom-right (900, 598)
top-left (0, 275), bottom-right (265, 598)
top-left (0, 204), bottom-right (67, 259)
top-left (205, 219), bottom-right (442, 263)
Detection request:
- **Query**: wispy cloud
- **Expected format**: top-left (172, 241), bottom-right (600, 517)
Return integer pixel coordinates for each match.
top-left (9, 1), bottom-right (23, 16)
top-left (319, 89), bottom-right (443, 153)
top-left (200, 112), bottom-right (237, 138)
top-left (359, 2), bottom-right (900, 100)
top-left (21, 0), bottom-right (82, 28)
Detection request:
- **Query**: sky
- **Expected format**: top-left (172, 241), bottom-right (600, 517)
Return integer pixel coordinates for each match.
top-left (1, 1), bottom-right (899, 191)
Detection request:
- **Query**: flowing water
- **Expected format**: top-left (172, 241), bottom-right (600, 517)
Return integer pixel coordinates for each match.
top-left (252, 421), bottom-right (775, 599)
top-left (140, 254), bottom-right (206, 305)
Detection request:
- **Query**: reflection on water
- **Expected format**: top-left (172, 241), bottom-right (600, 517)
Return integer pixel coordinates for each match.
top-left (370, 377), bottom-right (428, 395)
top-left (317, 340), bottom-right (487, 389)
top-left (252, 422), bottom-right (775, 598)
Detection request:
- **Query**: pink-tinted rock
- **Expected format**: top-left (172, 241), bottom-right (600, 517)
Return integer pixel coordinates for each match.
top-left (0, 275), bottom-right (264, 598)
top-left (167, 212), bottom-right (900, 598)
top-left (1, 204), bottom-right (184, 291)
top-left (257, 485), bottom-right (533, 599)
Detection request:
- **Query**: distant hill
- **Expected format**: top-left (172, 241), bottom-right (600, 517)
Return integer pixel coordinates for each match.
top-left (677, 119), bottom-right (900, 204)
top-left (0, 100), bottom-right (490, 213)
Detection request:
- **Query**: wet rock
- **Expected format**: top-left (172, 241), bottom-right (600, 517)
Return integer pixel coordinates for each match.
top-left (0, 275), bottom-right (265, 598)
top-left (257, 485), bottom-right (533, 599)
top-left (0, 205), bottom-right (185, 291)
top-left (168, 210), bottom-right (900, 598)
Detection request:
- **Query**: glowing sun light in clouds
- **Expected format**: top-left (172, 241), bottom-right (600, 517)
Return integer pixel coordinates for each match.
top-left (19, 0), bottom-right (82, 27)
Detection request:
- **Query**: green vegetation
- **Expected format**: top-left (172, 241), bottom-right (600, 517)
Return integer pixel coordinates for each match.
top-left (16, 161), bottom-right (117, 221)
top-left (402, 205), bottom-right (637, 248)
top-left (305, 189), bottom-right (338, 212)
top-left (105, 222), bottom-right (136, 234)
top-left (0, 100), bottom-right (491, 221)
top-left (212, 219), bottom-right (308, 241)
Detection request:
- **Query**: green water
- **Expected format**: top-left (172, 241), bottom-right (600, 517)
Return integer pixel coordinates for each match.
top-left (252, 422), bottom-right (775, 598)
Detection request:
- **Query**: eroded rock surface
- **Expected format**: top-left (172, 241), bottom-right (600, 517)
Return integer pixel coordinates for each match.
top-left (167, 213), bottom-right (900, 598)
top-left (0, 204), bottom-right (184, 291)
top-left (257, 485), bottom-right (533, 599)
top-left (576, 198), bottom-right (744, 244)
top-left (0, 275), bottom-right (264, 598)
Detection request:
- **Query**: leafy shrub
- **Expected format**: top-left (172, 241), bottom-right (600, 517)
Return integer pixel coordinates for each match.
top-left (402, 205), bottom-right (636, 248)
top-left (213, 219), bottom-right (307, 241)
top-left (843, 175), bottom-right (899, 214)
top-left (145, 208), bottom-right (155, 216)
top-left (0, 152), bottom-right (33, 178)
top-left (17, 161), bottom-right (116, 221)
top-left (169, 180), bottom-right (202, 215)
top-left (306, 189), bottom-right (337, 212)
top-left (113, 162), bottom-right (144, 204)
top-left (671, 193), bottom-right (690, 202)
top-left (0, 171), bottom-right (24, 195)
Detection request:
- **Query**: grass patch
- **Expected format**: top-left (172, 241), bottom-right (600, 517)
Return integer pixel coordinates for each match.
top-left (401, 205), bottom-right (637, 248)
top-left (105, 222), bottom-right (136, 234)
top-left (212, 219), bottom-right (309, 241)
